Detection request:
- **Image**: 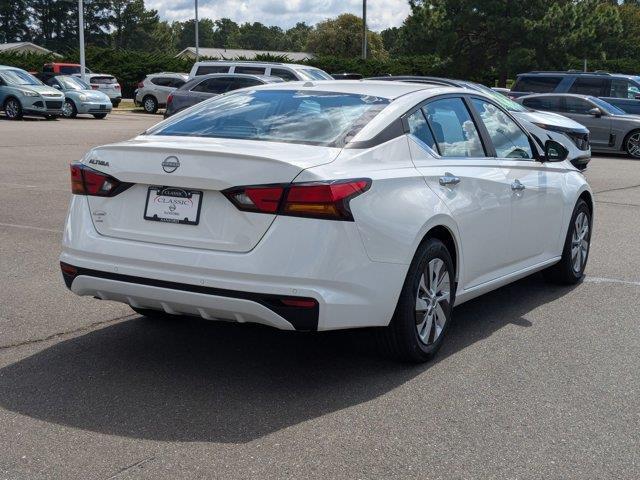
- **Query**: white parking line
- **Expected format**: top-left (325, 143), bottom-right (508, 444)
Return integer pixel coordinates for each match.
top-left (585, 276), bottom-right (640, 287)
top-left (0, 182), bottom-right (67, 192)
top-left (0, 222), bottom-right (61, 233)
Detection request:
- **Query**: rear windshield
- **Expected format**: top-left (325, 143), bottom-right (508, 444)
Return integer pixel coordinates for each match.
top-left (90, 76), bottom-right (117, 84)
top-left (148, 89), bottom-right (389, 147)
top-left (513, 76), bottom-right (562, 93)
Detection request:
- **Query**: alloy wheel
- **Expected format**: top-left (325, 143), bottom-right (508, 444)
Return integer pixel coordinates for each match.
top-left (571, 211), bottom-right (590, 273)
top-left (144, 97), bottom-right (156, 113)
top-left (626, 132), bottom-right (640, 158)
top-left (6, 99), bottom-right (19, 119)
top-left (415, 258), bottom-right (451, 345)
top-left (62, 100), bottom-right (73, 118)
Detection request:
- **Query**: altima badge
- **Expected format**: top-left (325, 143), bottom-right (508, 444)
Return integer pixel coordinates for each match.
top-left (162, 156), bottom-right (180, 173)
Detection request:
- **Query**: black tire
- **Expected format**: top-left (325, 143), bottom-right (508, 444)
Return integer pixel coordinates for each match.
top-left (62, 99), bottom-right (77, 118)
top-left (142, 95), bottom-right (158, 114)
top-left (623, 129), bottom-right (640, 158)
top-left (543, 199), bottom-right (592, 284)
top-left (111, 99), bottom-right (121, 108)
top-left (379, 238), bottom-right (456, 363)
top-left (92, 113), bottom-right (107, 119)
top-left (4, 97), bottom-right (23, 119)
top-left (44, 114), bottom-right (57, 120)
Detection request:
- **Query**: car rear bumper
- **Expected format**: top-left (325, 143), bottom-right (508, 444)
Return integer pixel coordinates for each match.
top-left (60, 195), bottom-right (407, 331)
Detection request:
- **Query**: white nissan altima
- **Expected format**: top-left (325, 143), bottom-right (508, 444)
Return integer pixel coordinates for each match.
top-left (60, 81), bottom-right (593, 362)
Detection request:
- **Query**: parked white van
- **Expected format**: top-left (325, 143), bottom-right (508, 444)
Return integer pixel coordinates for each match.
top-left (188, 61), bottom-right (332, 82)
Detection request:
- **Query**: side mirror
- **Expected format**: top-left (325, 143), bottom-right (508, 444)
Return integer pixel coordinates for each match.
top-left (588, 107), bottom-right (602, 117)
top-left (544, 140), bottom-right (569, 162)
top-left (52, 84), bottom-right (61, 90)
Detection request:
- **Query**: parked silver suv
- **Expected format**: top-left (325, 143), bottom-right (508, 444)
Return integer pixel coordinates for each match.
top-left (135, 72), bottom-right (188, 114)
top-left (188, 61), bottom-right (332, 81)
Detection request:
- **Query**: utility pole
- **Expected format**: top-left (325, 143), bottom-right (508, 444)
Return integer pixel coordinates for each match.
top-left (195, 0), bottom-right (200, 61)
top-left (78, 0), bottom-right (86, 82)
top-left (362, 0), bottom-right (367, 60)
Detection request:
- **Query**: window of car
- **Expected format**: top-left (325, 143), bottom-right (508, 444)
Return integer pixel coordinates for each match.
top-left (471, 98), bottom-right (532, 159)
top-left (270, 68), bottom-right (298, 81)
top-left (0, 69), bottom-right (41, 86)
top-left (171, 78), bottom-right (186, 88)
top-left (195, 65), bottom-right (230, 76)
top-left (422, 97), bottom-right (485, 157)
top-left (568, 77), bottom-right (606, 96)
top-left (521, 96), bottom-right (562, 111)
top-left (191, 77), bottom-right (233, 94)
top-left (90, 76), bottom-right (117, 84)
top-left (406, 109), bottom-right (438, 152)
top-left (148, 90), bottom-right (390, 147)
top-left (59, 65), bottom-right (83, 75)
top-left (609, 79), bottom-right (640, 100)
top-left (513, 76), bottom-right (562, 93)
top-left (590, 96), bottom-right (626, 115)
top-left (563, 97), bottom-right (594, 115)
top-left (299, 69), bottom-right (333, 80)
top-left (233, 66), bottom-right (266, 75)
top-left (151, 77), bottom-right (173, 87)
top-left (227, 77), bottom-right (263, 91)
top-left (43, 64), bottom-right (53, 73)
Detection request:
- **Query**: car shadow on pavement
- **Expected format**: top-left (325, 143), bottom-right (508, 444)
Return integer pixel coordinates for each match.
top-left (0, 274), bottom-right (577, 444)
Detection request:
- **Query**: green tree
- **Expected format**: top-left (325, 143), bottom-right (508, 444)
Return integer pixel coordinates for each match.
top-left (306, 13), bottom-right (387, 59)
top-left (0, 0), bottom-right (30, 42)
top-left (283, 22), bottom-right (313, 51)
top-left (212, 18), bottom-right (239, 48)
top-left (175, 18), bottom-right (216, 50)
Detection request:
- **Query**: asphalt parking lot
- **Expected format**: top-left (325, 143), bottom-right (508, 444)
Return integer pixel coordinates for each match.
top-left (1, 112), bottom-right (639, 480)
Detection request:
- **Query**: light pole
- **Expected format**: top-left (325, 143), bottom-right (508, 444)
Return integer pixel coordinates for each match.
top-left (78, 0), bottom-right (86, 82)
top-left (362, 0), bottom-right (367, 60)
top-left (195, 0), bottom-right (199, 61)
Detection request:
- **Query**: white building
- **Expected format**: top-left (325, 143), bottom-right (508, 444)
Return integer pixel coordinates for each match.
top-left (0, 42), bottom-right (59, 56)
top-left (175, 47), bottom-right (313, 61)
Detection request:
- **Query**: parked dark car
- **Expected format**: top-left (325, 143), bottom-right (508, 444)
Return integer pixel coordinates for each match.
top-left (509, 71), bottom-right (640, 114)
top-left (164, 73), bottom-right (283, 118)
top-left (516, 93), bottom-right (640, 158)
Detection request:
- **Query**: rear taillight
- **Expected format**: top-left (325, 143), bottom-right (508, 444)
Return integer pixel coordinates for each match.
top-left (166, 93), bottom-right (173, 106)
top-left (223, 179), bottom-right (370, 221)
top-left (91, 85), bottom-right (99, 90)
top-left (115, 84), bottom-right (121, 90)
top-left (70, 163), bottom-right (131, 197)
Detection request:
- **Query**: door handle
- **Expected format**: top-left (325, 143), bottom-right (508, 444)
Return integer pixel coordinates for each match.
top-left (511, 180), bottom-right (526, 192)
top-left (439, 173), bottom-right (461, 186)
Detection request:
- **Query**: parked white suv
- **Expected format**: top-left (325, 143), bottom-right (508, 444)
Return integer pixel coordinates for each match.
top-left (76, 73), bottom-right (122, 107)
top-left (188, 61), bottom-right (332, 82)
top-left (135, 72), bottom-right (188, 114)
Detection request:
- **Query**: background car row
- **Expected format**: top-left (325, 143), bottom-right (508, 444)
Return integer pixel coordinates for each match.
top-left (0, 65), bottom-right (113, 120)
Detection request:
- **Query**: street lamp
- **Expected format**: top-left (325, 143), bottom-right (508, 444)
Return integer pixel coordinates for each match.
top-left (362, 0), bottom-right (367, 60)
top-left (78, 0), bottom-right (86, 82)
top-left (195, 0), bottom-right (199, 61)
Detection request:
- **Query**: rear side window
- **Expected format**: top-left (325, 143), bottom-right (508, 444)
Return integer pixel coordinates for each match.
top-left (563, 97), bottom-right (593, 115)
top-left (521, 96), bottom-right (562, 111)
top-left (610, 79), bottom-right (640, 99)
top-left (149, 90), bottom-right (389, 147)
top-left (195, 65), bottom-right (229, 76)
top-left (513, 76), bottom-right (562, 93)
top-left (227, 77), bottom-right (263, 91)
top-left (471, 99), bottom-right (532, 159)
top-left (270, 68), bottom-right (298, 81)
top-left (172, 79), bottom-right (186, 88)
top-left (59, 65), bottom-right (81, 75)
top-left (423, 97), bottom-right (485, 157)
top-left (234, 66), bottom-right (266, 75)
top-left (568, 77), bottom-right (606, 96)
top-left (191, 77), bottom-right (232, 94)
top-left (406, 109), bottom-right (438, 152)
top-left (151, 77), bottom-right (172, 87)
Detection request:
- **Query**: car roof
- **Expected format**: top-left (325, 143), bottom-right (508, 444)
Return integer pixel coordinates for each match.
top-left (519, 71), bottom-right (639, 80)
top-left (193, 60), bottom-right (314, 69)
top-left (147, 72), bottom-right (188, 77)
top-left (518, 93), bottom-right (594, 100)
top-left (243, 80), bottom-right (444, 100)
top-left (188, 73), bottom-right (284, 83)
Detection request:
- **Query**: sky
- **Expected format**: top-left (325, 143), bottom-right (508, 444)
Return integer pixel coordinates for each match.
top-left (146, 0), bottom-right (411, 32)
